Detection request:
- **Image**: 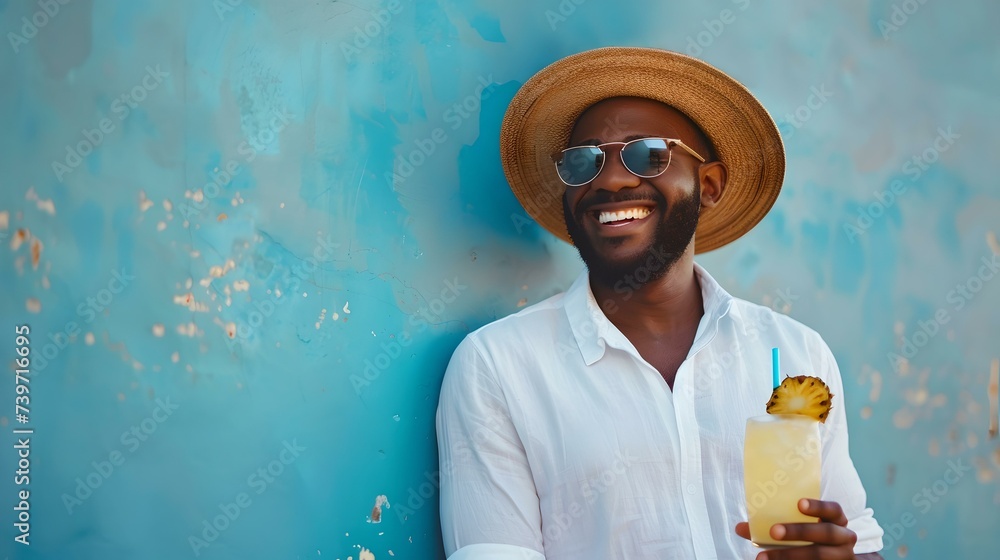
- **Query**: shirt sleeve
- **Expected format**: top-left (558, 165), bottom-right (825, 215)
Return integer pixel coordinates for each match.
top-left (436, 335), bottom-right (546, 560)
top-left (815, 335), bottom-right (885, 555)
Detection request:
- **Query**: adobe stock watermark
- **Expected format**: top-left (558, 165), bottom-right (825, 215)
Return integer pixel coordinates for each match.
top-left (545, 451), bottom-right (637, 544)
top-left (680, 287), bottom-right (801, 400)
top-left (51, 65), bottom-right (170, 182)
top-left (887, 252), bottom-right (998, 373)
top-left (844, 126), bottom-right (960, 243)
top-left (511, 113), bottom-right (635, 234)
top-left (878, 0), bottom-right (930, 40)
top-left (34, 268), bottom-right (135, 374)
top-left (61, 396), bottom-right (180, 514)
top-left (398, 393), bottom-right (512, 524)
top-left (745, 431), bottom-right (822, 518)
top-left (178, 109), bottom-right (292, 220)
top-left (777, 84), bottom-right (834, 139)
top-left (339, 0), bottom-right (403, 62)
top-left (7, 0), bottom-right (72, 54)
top-left (384, 76), bottom-right (498, 187)
top-left (224, 234), bottom-right (336, 350)
top-left (684, 0), bottom-right (752, 57)
top-left (213, 0), bottom-right (245, 21)
top-left (351, 277), bottom-right (467, 394)
top-left (544, 0), bottom-right (589, 30)
top-left (881, 458), bottom-right (972, 551)
top-left (188, 439), bottom-right (306, 556)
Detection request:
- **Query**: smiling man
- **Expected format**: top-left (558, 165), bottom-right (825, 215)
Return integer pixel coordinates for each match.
top-left (436, 47), bottom-right (884, 559)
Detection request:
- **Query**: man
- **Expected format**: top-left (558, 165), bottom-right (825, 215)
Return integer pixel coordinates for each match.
top-left (436, 47), bottom-right (884, 559)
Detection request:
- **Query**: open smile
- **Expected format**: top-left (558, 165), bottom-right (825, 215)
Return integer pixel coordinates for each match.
top-left (587, 203), bottom-right (658, 232)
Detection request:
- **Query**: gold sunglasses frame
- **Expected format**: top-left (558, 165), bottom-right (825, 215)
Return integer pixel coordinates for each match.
top-left (551, 137), bottom-right (707, 187)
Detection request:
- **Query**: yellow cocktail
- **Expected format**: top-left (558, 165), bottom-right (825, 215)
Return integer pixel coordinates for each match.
top-left (744, 413), bottom-right (821, 547)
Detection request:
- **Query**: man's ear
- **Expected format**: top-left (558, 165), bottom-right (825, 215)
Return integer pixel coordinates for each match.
top-left (699, 161), bottom-right (728, 208)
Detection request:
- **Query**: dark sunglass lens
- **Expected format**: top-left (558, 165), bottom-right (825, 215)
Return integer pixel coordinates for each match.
top-left (622, 138), bottom-right (670, 177)
top-left (557, 146), bottom-right (604, 185)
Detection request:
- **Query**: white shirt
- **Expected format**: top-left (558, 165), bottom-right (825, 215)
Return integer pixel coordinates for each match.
top-left (436, 263), bottom-right (884, 559)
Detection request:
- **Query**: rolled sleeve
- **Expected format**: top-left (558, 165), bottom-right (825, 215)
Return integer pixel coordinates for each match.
top-left (815, 336), bottom-right (885, 555)
top-left (436, 335), bottom-right (545, 559)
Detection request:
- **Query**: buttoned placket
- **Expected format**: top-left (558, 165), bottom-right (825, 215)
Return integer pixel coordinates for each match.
top-left (670, 300), bottom-right (731, 560)
top-left (600, 292), bottom-right (732, 559)
top-left (570, 267), bottom-right (737, 558)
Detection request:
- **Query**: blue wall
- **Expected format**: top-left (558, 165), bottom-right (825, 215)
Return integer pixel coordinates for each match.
top-left (1, 1), bottom-right (998, 558)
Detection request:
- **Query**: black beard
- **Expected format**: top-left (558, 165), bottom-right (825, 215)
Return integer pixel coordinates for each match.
top-left (562, 187), bottom-right (701, 290)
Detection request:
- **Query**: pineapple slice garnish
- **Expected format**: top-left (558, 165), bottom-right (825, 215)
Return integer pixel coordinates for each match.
top-left (766, 375), bottom-right (834, 423)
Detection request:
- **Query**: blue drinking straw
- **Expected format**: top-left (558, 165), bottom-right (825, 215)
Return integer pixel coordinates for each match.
top-left (772, 347), bottom-right (780, 389)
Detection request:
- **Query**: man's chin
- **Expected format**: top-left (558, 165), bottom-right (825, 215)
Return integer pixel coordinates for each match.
top-left (576, 239), bottom-right (658, 287)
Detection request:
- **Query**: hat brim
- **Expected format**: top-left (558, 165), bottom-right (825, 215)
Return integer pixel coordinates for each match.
top-left (499, 47), bottom-right (784, 253)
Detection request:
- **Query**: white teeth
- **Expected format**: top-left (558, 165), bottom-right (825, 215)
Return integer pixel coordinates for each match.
top-left (598, 207), bottom-right (652, 224)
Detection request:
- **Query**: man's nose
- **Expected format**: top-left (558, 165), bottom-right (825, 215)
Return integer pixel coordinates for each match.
top-left (591, 149), bottom-right (641, 192)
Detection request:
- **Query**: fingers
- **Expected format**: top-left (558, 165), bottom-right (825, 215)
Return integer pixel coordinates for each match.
top-left (770, 521), bottom-right (857, 548)
top-left (748, 500), bottom-right (857, 559)
top-left (797, 499), bottom-right (849, 526)
top-left (756, 544), bottom-right (852, 560)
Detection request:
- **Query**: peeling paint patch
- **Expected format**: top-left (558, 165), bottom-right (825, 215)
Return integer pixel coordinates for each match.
top-left (0, 210), bottom-right (8, 229)
top-left (152, 324), bottom-right (165, 337)
top-left (173, 293), bottom-right (208, 312)
top-left (25, 298), bottom-right (41, 313)
top-left (368, 494), bottom-right (390, 523)
top-left (171, 351), bottom-right (180, 363)
top-left (201, 259), bottom-right (236, 287)
top-left (85, 332), bottom-right (95, 345)
top-left (232, 280), bottom-right (250, 291)
top-left (975, 456), bottom-right (993, 483)
top-left (25, 187), bottom-right (56, 215)
top-left (315, 308), bottom-right (327, 329)
top-left (139, 190), bottom-right (154, 212)
top-left (359, 547), bottom-right (375, 560)
top-left (11, 228), bottom-right (29, 250)
top-left (343, 301), bottom-right (351, 314)
top-left (988, 230), bottom-right (1000, 256)
top-left (217, 213), bottom-right (228, 222)
top-left (177, 323), bottom-right (201, 337)
top-left (30, 238), bottom-right (42, 269)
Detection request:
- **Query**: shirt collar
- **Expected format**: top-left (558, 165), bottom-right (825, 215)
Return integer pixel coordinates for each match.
top-left (564, 262), bottom-right (744, 366)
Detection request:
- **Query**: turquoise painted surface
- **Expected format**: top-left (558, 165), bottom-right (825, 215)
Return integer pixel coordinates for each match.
top-left (1, 1), bottom-right (998, 558)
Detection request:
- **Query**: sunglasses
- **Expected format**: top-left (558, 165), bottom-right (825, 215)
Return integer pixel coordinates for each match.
top-left (552, 137), bottom-right (706, 187)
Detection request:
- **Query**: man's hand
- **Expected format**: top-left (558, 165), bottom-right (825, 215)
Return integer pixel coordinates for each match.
top-left (735, 498), bottom-right (861, 559)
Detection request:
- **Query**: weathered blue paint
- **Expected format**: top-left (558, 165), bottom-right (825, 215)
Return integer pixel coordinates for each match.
top-left (1, 1), bottom-right (998, 559)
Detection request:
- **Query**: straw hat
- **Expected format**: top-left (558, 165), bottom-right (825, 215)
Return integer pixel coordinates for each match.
top-left (499, 46), bottom-right (784, 253)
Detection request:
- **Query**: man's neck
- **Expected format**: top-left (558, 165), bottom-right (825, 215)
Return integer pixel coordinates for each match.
top-left (589, 253), bottom-right (704, 338)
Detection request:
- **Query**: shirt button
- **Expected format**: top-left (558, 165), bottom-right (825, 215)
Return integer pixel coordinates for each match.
top-left (687, 483), bottom-right (697, 495)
